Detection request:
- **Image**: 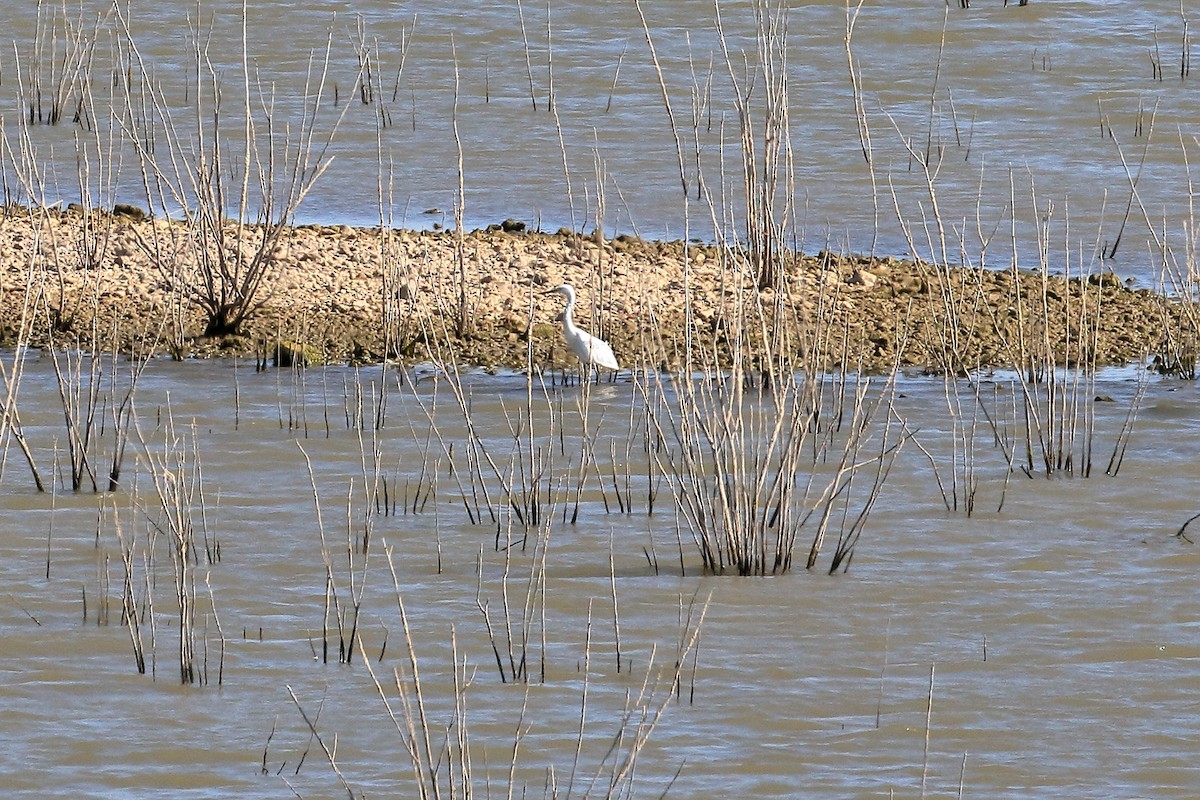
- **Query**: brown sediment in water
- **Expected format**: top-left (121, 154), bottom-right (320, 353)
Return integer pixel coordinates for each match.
top-left (0, 208), bottom-right (1183, 372)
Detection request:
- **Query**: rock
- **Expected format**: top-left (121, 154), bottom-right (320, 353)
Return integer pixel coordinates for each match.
top-left (848, 269), bottom-right (878, 288)
top-left (274, 339), bottom-right (325, 368)
top-left (1088, 271), bottom-right (1121, 290)
top-left (112, 203), bottom-right (147, 220)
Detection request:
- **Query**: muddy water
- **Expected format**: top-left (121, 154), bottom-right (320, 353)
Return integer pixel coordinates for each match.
top-left (1, 1), bottom-right (1196, 282)
top-left (1, 355), bottom-right (1199, 798)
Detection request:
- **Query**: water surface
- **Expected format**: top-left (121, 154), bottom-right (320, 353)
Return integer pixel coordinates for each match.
top-left (1, 356), bottom-right (1198, 797)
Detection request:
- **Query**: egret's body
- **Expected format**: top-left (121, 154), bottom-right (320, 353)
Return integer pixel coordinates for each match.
top-left (546, 283), bottom-right (620, 371)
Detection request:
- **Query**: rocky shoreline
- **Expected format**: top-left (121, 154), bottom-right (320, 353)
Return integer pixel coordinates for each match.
top-left (0, 209), bottom-right (1188, 374)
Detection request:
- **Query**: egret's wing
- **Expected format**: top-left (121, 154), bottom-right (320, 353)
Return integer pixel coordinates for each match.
top-left (580, 330), bottom-right (620, 370)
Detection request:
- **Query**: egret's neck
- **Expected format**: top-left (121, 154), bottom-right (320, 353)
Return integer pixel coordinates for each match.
top-left (562, 298), bottom-right (577, 333)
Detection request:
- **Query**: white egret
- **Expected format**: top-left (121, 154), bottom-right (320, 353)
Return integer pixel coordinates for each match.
top-left (544, 283), bottom-right (620, 372)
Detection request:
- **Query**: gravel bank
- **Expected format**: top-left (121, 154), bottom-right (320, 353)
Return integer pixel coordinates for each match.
top-left (0, 210), bottom-right (1185, 373)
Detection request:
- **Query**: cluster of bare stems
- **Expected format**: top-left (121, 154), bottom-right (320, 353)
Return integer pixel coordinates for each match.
top-left (956, 1), bottom-right (1031, 8)
top-left (1113, 117), bottom-right (1200, 382)
top-left (0, 5), bottom-right (165, 497)
top-left (259, 347), bottom-right (710, 795)
top-left (0, 1), bottom-right (292, 688)
top-left (4, 0), bottom-right (351, 350)
top-left (846, 2), bottom-right (1152, 518)
top-left (112, 1), bottom-right (352, 343)
top-left (273, 538), bottom-right (709, 799)
top-left (1148, 4), bottom-right (1193, 82)
top-left (0, 0), bottom-right (347, 490)
top-left (72, 408), bottom-right (225, 686)
top-left (628, 0), bottom-right (908, 574)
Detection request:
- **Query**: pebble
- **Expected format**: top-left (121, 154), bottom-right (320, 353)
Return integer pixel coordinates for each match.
top-left (848, 269), bottom-right (878, 287)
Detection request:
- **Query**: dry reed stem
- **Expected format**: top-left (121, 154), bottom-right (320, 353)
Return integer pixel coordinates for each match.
top-left (133, 407), bottom-right (207, 683)
top-left (286, 685), bottom-right (356, 800)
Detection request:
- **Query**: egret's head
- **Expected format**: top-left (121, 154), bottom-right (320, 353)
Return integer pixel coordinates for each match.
top-left (542, 283), bottom-right (574, 299)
